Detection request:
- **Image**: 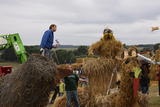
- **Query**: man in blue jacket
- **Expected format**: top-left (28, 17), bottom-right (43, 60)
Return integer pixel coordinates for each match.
top-left (40, 24), bottom-right (57, 58)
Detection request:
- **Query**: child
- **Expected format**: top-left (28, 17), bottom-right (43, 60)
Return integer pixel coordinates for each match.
top-left (59, 80), bottom-right (65, 96)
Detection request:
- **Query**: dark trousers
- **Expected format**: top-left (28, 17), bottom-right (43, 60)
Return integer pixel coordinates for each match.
top-left (141, 86), bottom-right (149, 94)
top-left (41, 48), bottom-right (52, 59)
top-left (66, 91), bottom-right (80, 107)
top-left (50, 86), bottom-right (59, 104)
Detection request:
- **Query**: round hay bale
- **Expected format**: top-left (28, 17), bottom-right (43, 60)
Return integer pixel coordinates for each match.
top-left (0, 76), bottom-right (4, 86)
top-left (0, 55), bottom-right (58, 107)
top-left (0, 76), bottom-right (4, 96)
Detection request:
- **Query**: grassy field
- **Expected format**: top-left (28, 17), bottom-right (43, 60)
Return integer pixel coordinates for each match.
top-left (0, 62), bottom-right (160, 107)
top-left (54, 48), bottom-right (77, 51)
top-left (149, 81), bottom-right (160, 107)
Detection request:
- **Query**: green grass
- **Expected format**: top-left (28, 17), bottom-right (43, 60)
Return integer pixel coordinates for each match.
top-left (149, 84), bottom-right (160, 107)
top-left (53, 48), bottom-right (77, 51)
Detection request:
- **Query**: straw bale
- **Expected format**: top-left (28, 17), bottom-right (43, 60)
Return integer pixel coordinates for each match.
top-left (136, 93), bottom-right (149, 107)
top-left (83, 58), bottom-right (117, 95)
top-left (53, 88), bottom-right (90, 107)
top-left (94, 92), bottom-right (118, 107)
top-left (0, 55), bottom-right (58, 107)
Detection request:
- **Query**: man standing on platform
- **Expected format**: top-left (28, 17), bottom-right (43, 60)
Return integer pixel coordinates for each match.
top-left (40, 24), bottom-right (57, 58)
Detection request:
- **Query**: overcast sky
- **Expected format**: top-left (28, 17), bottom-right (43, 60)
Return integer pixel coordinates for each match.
top-left (0, 0), bottom-right (160, 45)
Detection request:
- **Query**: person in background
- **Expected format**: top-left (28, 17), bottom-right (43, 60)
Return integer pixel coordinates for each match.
top-left (140, 62), bottom-right (150, 94)
top-left (40, 24), bottom-right (57, 58)
top-left (59, 80), bottom-right (65, 97)
top-left (156, 65), bottom-right (160, 96)
top-left (140, 71), bottom-right (150, 94)
top-left (64, 65), bottom-right (80, 107)
top-left (50, 85), bottom-right (59, 104)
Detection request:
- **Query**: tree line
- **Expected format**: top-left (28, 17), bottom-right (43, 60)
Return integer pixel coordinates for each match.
top-left (0, 46), bottom-right (88, 64)
top-left (0, 43), bottom-right (160, 63)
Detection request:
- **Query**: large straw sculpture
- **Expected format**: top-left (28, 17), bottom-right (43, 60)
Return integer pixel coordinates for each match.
top-left (0, 55), bottom-right (58, 107)
top-left (94, 57), bottom-right (148, 107)
top-left (115, 57), bottom-right (148, 107)
top-left (73, 58), bottom-right (147, 107)
top-left (82, 28), bottom-right (123, 106)
top-left (91, 57), bottom-right (136, 107)
top-left (53, 28), bottom-right (148, 107)
top-left (84, 48), bottom-right (148, 107)
top-left (115, 58), bottom-right (136, 107)
top-left (88, 30), bottom-right (123, 59)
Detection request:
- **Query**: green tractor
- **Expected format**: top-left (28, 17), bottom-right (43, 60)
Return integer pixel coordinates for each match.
top-left (0, 33), bottom-right (27, 63)
top-left (0, 33), bottom-right (27, 75)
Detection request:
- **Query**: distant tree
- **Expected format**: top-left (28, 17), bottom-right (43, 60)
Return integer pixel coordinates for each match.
top-left (74, 46), bottom-right (88, 56)
top-left (141, 47), bottom-right (152, 52)
top-left (153, 43), bottom-right (160, 52)
top-left (66, 51), bottom-right (76, 64)
top-left (73, 50), bottom-right (79, 56)
top-left (25, 46), bottom-right (40, 54)
top-left (123, 44), bottom-right (127, 48)
top-left (52, 50), bottom-right (76, 64)
top-left (0, 46), bottom-right (40, 62)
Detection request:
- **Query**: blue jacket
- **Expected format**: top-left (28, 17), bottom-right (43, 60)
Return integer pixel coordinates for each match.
top-left (40, 29), bottom-right (54, 49)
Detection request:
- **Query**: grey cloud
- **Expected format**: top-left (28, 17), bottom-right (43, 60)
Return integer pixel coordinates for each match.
top-left (0, 0), bottom-right (160, 45)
